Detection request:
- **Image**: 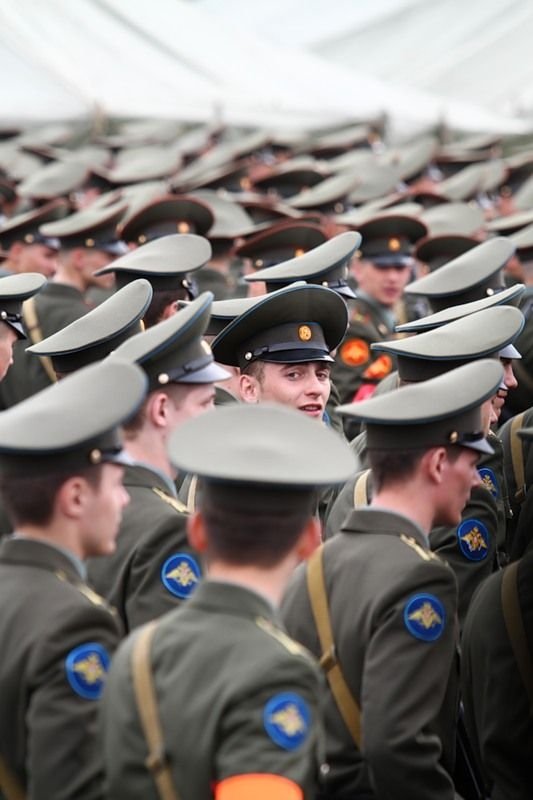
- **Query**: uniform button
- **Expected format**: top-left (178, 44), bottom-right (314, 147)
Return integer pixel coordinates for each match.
top-left (320, 763), bottom-right (330, 776)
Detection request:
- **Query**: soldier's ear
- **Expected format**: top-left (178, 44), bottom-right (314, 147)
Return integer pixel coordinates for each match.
top-left (295, 516), bottom-right (321, 561)
top-left (238, 373), bottom-right (260, 404)
top-left (187, 511), bottom-right (208, 552)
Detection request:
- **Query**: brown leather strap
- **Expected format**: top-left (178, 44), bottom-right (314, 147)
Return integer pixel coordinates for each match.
top-left (0, 756), bottom-right (26, 800)
top-left (353, 469), bottom-right (371, 508)
top-left (306, 547), bottom-right (362, 749)
top-left (501, 561), bottom-right (533, 715)
top-left (131, 622), bottom-right (181, 800)
top-left (21, 298), bottom-right (57, 385)
top-left (510, 412), bottom-right (526, 503)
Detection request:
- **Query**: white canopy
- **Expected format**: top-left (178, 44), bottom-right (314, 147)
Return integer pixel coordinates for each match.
top-left (0, 0), bottom-right (531, 135)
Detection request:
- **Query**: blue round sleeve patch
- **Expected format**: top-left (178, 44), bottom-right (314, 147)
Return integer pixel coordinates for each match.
top-left (65, 643), bottom-right (110, 700)
top-left (457, 519), bottom-right (490, 561)
top-left (478, 467), bottom-right (499, 499)
top-left (404, 594), bottom-right (445, 642)
top-left (161, 553), bottom-right (201, 598)
top-left (263, 692), bottom-right (311, 751)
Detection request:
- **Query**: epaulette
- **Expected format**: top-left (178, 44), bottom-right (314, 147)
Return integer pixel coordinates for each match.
top-left (55, 569), bottom-right (112, 609)
top-left (152, 486), bottom-right (188, 514)
top-left (255, 616), bottom-right (312, 661)
top-left (400, 534), bottom-right (441, 563)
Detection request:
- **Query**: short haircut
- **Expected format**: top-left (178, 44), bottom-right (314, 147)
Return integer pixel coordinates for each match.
top-left (144, 288), bottom-right (189, 328)
top-left (198, 480), bottom-right (316, 567)
top-left (369, 444), bottom-right (463, 492)
top-left (122, 382), bottom-right (198, 438)
top-left (241, 359), bottom-right (265, 383)
top-left (0, 464), bottom-right (103, 527)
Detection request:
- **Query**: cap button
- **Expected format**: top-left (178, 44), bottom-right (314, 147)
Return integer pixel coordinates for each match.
top-left (244, 352), bottom-right (252, 361)
top-left (158, 373), bottom-right (170, 384)
top-left (448, 431), bottom-right (459, 444)
top-left (89, 448), bottom-right (102, 464)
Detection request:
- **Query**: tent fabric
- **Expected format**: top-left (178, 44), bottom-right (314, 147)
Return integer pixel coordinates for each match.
top-left (200, 0), bottom-right (533, 125)
top-left (0, 0), bottom-right (531, 135)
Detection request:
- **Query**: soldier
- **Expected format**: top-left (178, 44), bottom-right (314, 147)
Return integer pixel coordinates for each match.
top-left (100, 402), bottom-right (356, 800)
top-left (325, 305), bottom-right (523, 623)
top-left (0, 204), bottom-right (127, 408)
top-left (211, 282), bottom-right (348, 424)
top-left (0, 359), bottom-right (147, 800)
top-left (86, 292), bottom-right (229, 631)
top-left (461, 426), bottom-right (533, 799)
top-left (281, 359), bottom-right (503, 800)
top-left (93, 233), bottom-right (211, 327)
top-left (330, 214), bottom-right (427, 411)
top-left (0, 199), bottom-right (67, 278)
top-left (0, 272), bottom-right (46, 380)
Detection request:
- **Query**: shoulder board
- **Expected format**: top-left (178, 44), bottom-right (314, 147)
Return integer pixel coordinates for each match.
top-left (255, 616), bottom-right (311, 660)
top-left (54, 569), bottom-right (111, 609)
top-left (400, 534), bottom-right (441, 563)
top-left (152, 486), bottom-right (188, 514)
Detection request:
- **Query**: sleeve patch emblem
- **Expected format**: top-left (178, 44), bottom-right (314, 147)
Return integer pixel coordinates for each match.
top-left (362, 354), bottom-right (393, 380)
top-left (457, 519), bottom-right (490, 561)
top-left (161, 553), bottom-right (201, 598)
top-left (65, 643), bottom-right (110, 700)
top-left (340, 338), bottom-right (370, 367)
top-left (263, 692), bottom-right (311, 751)
top-left (477, 468), bottom-right (499, 499)
top-left (404, 594), bottom-right (445, 642)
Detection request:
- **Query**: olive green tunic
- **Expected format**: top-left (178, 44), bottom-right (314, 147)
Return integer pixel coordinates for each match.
top-left (87, 463), bottom-right (200, 633)
top-left (462, 551), bottom-right (533, 799)
top-left (0, 537), bottom-right (121, 800)
top-left (282, 507), bottom-right (459, 800)
top-left (100, 581), bottom-right (324, 800)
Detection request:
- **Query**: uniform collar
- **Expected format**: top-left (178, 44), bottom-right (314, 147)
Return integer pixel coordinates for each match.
top-left (356, 290), bottom-right (396, 326)
top-left (187, 579), bottom-right (277, 620)
top-left (340, 505), bottom-right (429, 548)
top-left (123, 461), bottom-right (177, 497)
top-left (0, 535), bottom-right (85, 581)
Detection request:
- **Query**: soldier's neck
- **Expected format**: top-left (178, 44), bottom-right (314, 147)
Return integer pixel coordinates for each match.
top-left (207, 557), bottom-right (299, 609)
top-left (370, 489), bottom-right (433, 540)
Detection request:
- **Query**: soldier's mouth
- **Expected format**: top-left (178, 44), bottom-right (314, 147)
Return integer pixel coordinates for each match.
top-left (299, 404), bottom-right (323, 417)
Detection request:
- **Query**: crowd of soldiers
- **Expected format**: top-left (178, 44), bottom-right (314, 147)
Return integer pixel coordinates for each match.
top-left (0, 118), bottom-right (531, 799)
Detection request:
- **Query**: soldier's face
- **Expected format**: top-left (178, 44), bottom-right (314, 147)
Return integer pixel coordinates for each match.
top-left (491, 358), bottom-right (518, 421)
top-left (17, 243), bottom-right (58, 277)
top-left (437, 448), bottom-right (482, 526)
top-left (240, 361), bottom-right (331, 419)
top-left (81, 464), bottom-right (130, 556)
top-left (0, 324), bottom-right (18, 380)
top-left (354, 260), bottom-right (410, 308)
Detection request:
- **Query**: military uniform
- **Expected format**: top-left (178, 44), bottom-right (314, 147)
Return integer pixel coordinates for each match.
top-left (281, 360), bottom-right (503, 800)
top-left (0, 538), bottom-right (120, 799)
top-left (0, 358), bottom-right (147, 800)
top-left (462, 550), bottom-right (533, 799)
top-left (282, 507), bottom-right (459, 799)
top-left (101, 580), bottom-right (324, 800)
top-left (100, 402), bottom-right (356, 799)
top-left (87, 463), bottom-right (197, 632)
top-left (324, 460), bottom-right (499, 627)
top-left (332, 292), bottom-right (397, 406)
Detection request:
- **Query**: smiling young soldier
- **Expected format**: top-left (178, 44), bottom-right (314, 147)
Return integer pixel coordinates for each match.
top-left (100, 403), bottom-right (356, 800)
top-left (281, 359), bottom-right (504, 800)
top-left (211, 282), bottom-right (348, 423)
top-left (0, 359), bottom-right (147, 800)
